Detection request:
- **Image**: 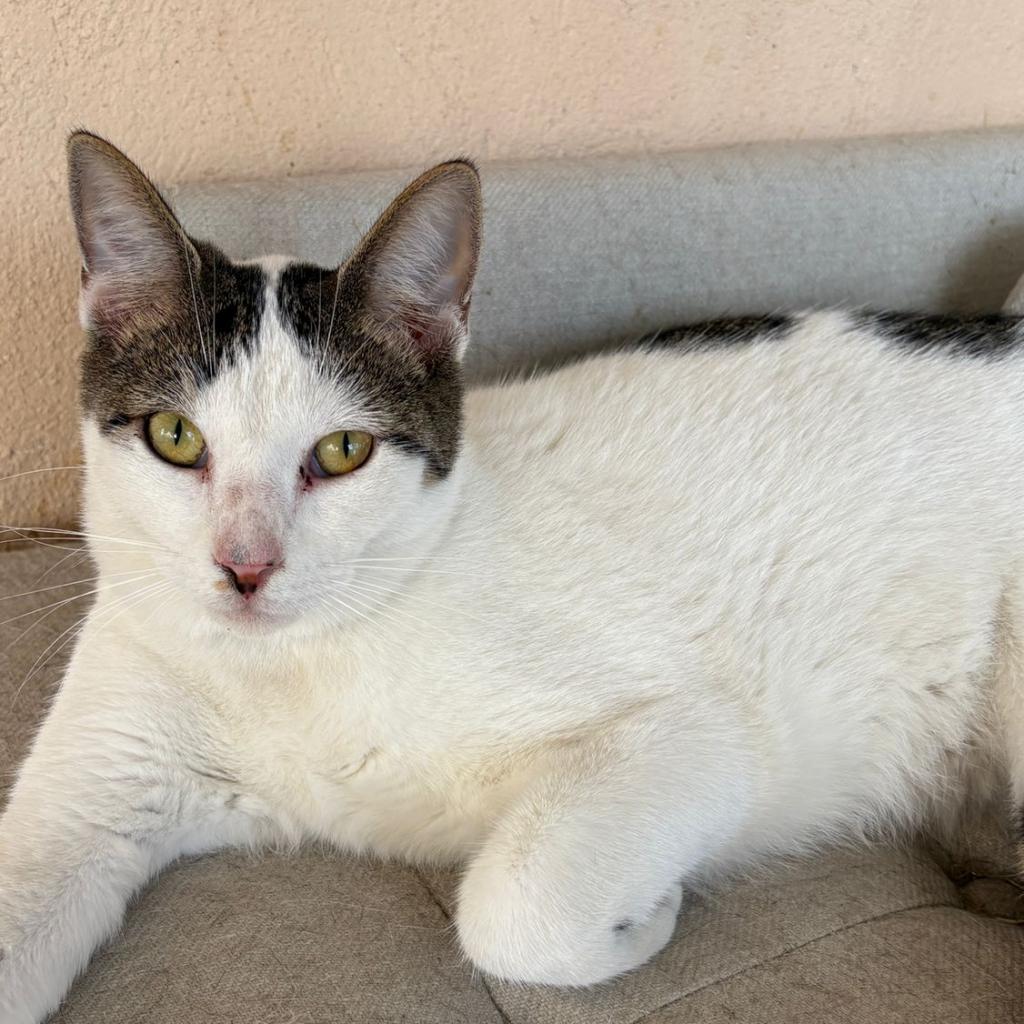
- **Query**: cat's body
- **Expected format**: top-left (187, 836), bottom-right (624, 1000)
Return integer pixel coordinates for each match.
top-left (2, 136), bottom-right (1024, 1023)
top-left (82, 309), bottom-right (1019, 865)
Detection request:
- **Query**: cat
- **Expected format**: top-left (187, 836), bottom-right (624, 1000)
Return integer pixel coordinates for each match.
top-left (1, 130), bottom-right (1023, 1023)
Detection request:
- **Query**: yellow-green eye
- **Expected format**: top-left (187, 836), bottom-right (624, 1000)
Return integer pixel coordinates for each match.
top-left (312, 430), bottom-right (374, 476)
top-left (147, 412), bottom-right (207, 468)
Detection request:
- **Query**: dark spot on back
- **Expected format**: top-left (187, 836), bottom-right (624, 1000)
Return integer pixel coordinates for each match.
top-left (858, 311), bottom-right (1024, 359)
top-left (640, 315), bottom-right (794, 352)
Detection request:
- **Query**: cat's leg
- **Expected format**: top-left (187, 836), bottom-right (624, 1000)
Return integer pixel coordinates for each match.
top-left (0, 653), bottom-right (274, 1024)
top-left (456, 714), bottom-right (750, 986)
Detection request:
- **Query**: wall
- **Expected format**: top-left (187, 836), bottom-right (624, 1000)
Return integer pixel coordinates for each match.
top-left (3, 0), bottom-right (1024, 526)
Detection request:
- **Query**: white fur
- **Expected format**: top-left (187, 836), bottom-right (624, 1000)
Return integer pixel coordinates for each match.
top-left (2, 296), bottom-right (1023, 1019)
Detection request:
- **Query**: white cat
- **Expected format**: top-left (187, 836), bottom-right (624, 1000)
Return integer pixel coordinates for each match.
top-left (1, 132), bottom-right (1022, 1023)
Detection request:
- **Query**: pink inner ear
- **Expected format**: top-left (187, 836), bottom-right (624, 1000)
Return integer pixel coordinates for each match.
top-left (84, 276), bottom-right (139, 332)
top-left (84, 271), bottom-right (176, 336)
top-left (399, 306), bottom-right (458, 361)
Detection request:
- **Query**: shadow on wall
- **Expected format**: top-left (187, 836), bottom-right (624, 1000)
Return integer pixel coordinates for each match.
top-left (945, 219), bottom-right (1024, 311)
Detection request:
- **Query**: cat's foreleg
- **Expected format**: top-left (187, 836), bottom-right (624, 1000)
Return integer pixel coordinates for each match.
top-left (456, 713), bottom-right (750, 986)
top-left (0, 661), bottom-right (270, 1024)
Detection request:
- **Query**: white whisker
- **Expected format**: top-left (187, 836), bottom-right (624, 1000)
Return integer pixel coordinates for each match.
top-left (339, 579), bottom-right (464, 634)
top-left (323, 266), bottom-right (343, 350)
top-left (0, 571), bottom-right (160, 633)
top-left (0, 465), bottom-right (86, 484)
top-left (184, 246), bottom-right (211, 373)
top-left (12, 578), bottom-right (172, 706)
top-left (0, 526), bottom-right (163, 550)
top-left (320, 590), bottom-right (379, 632)
top-left (0, 567), bottom-right (160, 604)
top-left (339, 572), bottom-right (489, 628)
top-left (35, 546), bottom-right (93, 583)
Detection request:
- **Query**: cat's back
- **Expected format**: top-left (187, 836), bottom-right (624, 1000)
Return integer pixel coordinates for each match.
top-left (461, 307), bottom-right (1024, 715)
top-left (465, 309), bottom-right (1024, 514)
top-left (454, 309), bottom-right (1024, 844)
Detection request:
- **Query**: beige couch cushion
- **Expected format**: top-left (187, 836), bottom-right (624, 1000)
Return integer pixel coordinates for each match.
top-left (2, 543), bottom-right (1021, 1023)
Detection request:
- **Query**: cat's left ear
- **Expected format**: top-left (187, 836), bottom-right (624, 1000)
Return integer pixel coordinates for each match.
top-left (349, 160), bottom-right (481, 363)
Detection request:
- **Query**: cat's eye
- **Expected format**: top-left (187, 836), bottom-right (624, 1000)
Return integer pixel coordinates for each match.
top-left (146, 412), bottom-right (208, 468)
top-left (311, 430), bottom-right (374, 477)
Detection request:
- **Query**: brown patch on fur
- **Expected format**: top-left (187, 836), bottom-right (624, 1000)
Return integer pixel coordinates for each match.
top-left (277, 160), bottom-right (482, 479)
top-left (68, 132), bottom-right (265, 426)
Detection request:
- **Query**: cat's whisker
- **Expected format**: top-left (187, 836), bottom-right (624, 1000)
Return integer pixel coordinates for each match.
top-left (316, 268), bottom-right (323, 347)
top-left (342, 574), bottom-right (485, 621)
top-left (338, 555), bottom-right (477, 564)
top-left (0, 567), bottom-right (161, 604)
top-left (0, 571), bottom-right (161, 634)
top-left (35, 548), bottom-right (154, 585)
top-left (12, 578), bottom-right (173, 706)
top-left (337, 579), bottom-right (466, 634)
top-left (0, 537), bottom-right (80, 552)
top-left (328, 557), bottom-right (488, 578)
top-left (324, 262), bottom-right (343, 349)
top-left (0, 465), bottom-right (86, 484)
top-left (212, 254), bottom-right (217, 365)
top-left (349, 566), bottom-right (486, 579)
top-left (319, 590), bottom-right (380, 632)
top-left (35, 545), bottom-right (93, 583)
top-left (0, 525), bottom-right (164, 550)
top-left (183, 241), bottom-right (212, 373)
top-left (88, 578), bottom-right (174, 643)
top-left (10, 609), bottom-right (92, 706)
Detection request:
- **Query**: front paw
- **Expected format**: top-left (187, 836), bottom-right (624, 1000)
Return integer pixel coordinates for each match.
top-left (456, 863), bottom-right (684, 986)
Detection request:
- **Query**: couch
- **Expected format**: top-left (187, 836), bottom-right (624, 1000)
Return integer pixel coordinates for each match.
top-left (3, 128), bottom-right (1024, 1022)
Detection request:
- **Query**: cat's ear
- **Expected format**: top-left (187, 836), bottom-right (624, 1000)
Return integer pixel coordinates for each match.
top-left (67, 131), bottom-right (198, 334)
top-left (349, 160), bottom-right (481, 363)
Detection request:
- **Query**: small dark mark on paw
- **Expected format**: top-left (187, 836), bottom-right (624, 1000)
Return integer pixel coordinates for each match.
top-left (613, 920), bottom-right (633, 934)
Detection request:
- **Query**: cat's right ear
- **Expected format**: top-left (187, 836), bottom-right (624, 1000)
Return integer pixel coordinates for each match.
top-left (67, 131), bottom-right (198, 335)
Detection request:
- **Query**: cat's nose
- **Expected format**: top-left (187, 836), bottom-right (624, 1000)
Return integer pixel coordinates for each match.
top-left (216, 559), bottom-right (280, 597)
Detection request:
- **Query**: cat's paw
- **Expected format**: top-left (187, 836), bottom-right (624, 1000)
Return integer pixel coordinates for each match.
top-left (609, 881), bottom-right (684, 973)
top-left (456, 868), bottom-right (684, 987)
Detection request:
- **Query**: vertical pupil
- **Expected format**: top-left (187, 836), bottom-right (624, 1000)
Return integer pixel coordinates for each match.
top-left (342, 432), bottom-right (351, 459)
top-left (173, 418), bottom-right (183, 446)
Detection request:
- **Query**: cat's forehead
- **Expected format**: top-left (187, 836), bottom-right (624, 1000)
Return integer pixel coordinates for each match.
top-left (194, 266), bottom-right (374, 444)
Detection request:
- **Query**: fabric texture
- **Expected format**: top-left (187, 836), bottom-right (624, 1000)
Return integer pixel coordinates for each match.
top-left (7, 132), bottom-right (1024, 1020)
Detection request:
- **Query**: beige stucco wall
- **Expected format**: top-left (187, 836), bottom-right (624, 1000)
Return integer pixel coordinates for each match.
top-left (3, 0), bottom-right (1024, 527)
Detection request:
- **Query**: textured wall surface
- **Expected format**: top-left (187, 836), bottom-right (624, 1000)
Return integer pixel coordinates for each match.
top-left (3, 0), bottom-right (1024, 526)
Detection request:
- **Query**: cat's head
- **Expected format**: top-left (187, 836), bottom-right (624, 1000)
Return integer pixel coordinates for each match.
top-left (68, 132), bottom-right (480, 637)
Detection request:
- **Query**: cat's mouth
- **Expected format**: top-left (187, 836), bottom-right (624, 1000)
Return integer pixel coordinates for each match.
top-left (211, 593), bottom-right (297, 632)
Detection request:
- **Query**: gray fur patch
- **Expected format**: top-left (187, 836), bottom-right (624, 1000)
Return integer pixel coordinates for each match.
top-left (81, 242), bottom-right (265, 429)
top-left (276, 263), bottom-right (462, 479)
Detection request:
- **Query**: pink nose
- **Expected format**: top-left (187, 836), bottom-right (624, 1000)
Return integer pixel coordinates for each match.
top-left (216, 558), bottom-right (280, 598)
